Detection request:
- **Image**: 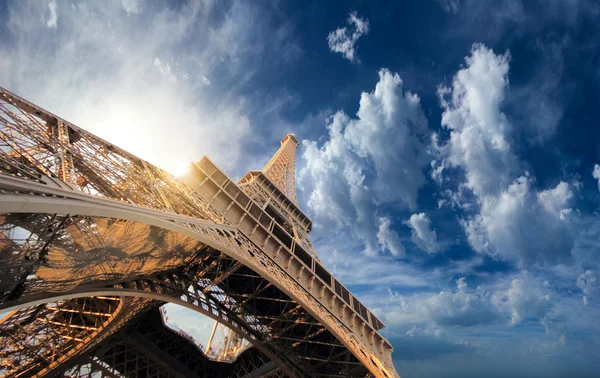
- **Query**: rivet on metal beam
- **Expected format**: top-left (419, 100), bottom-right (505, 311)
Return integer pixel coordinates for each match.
top-left (285, 254), bottom-right (294, 270)
top-left (308, 276), bottom-right (315, 290)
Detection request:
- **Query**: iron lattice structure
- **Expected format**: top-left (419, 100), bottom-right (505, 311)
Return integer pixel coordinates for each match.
top-left (0, 86), bottom-right (399, 378)
top-left (261, 134), bottom-right (299, 204)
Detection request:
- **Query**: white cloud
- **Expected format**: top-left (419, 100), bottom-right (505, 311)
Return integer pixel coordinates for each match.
top-left (121, 0), bottom-right (141, 15)
top-left (323, 247), bottom-right (432, 288)
top-left (437, 43), bottom-right (515, 198)
top-left (577, 270), bottom-right (599, 299)
top-left (437, 44), bottom-right (574, 266)
top-left (422, 278), bottom-right (501, 326)
top-left (153, 57), bottom-right (177, 82)
top-left (162, 304), bottom-right (214, 349)
top-left (463, 176), bottom-right (573, 266)
top-left (537, 181), bottom-right (572, 218)
top-left (0, 1), bottom-right (292, 175)
top-left (406, 213), bottom-right (440, 254)
top-left (381, 272), bottom-right (557, 331)
top-left (495, 277), bottom-right (551, 326)
top-left (47, 0), bottom-right (57, 28)
top-left (377, 217), bottom-right (405, 256)
top-left (593, 164), bottom-right (600, 191)
top-left (327, 11), bottom-right (369, 63)
top-left (301, 69), bottom-right (431, 255)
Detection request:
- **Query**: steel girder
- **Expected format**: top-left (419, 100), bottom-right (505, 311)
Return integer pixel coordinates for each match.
top-left (0, 211), bottom-right (369, 377)
top-left (0, 86), bottom-right (399, 378)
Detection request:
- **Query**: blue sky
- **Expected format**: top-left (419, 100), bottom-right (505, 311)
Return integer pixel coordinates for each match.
top-left (1, 1), bottom-right (600, 377)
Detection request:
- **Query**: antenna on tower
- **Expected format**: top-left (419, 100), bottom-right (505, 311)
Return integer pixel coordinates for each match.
top-left (261, 134), bottom-right (300, 203)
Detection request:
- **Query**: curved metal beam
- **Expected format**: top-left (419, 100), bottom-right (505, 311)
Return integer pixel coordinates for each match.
top-left (0, 177), bottom-right (396, 378)
top-left (2, 289), bottom-right (299, 377)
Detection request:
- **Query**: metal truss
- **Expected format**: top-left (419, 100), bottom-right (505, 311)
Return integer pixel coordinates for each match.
top-left (60, 307), bottom-right (288, 378)
top-left (261, 134), bottom-right (299, 204)
top-left (0, 86), bottom-right (399, 378)
top-left (0, 296), bottom-right (152, 378)
top-left (0, 212), bottom-right (364, 377)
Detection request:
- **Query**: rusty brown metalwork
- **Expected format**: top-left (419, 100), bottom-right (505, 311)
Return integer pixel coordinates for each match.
top-left (0, 86), bottom-right (399, 378)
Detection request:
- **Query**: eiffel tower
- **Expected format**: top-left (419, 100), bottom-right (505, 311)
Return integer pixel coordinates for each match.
top-left (0, 87), bottom-right (400, 378)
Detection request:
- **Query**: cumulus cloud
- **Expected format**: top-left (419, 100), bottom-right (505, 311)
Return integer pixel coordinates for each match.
top-left (47, 0), bottom-right (58, 28)
top-left (377, 217), bottom-right (405, 256)
top-left (423, 278), bottom-right (501, 326)
top-left (436, 43), bottom-right (515, 198)
top-left (382, 273), bottom-right (555, 331)
top-left (301, 69), bottom-right (431, 255)
top-left (462, 176), bottom-right (573, 266)
top-left (436, 44), bottom-right (574, 266)
top-left (406, 213), bottom-right (440, 254)
top-left (495, 277), bottom-right (551, 326)
top-left (327, 11), bottom-right (369, 63)
top-left (593, 164), bottom-right (600, 191)
top-left (537, 181), bottom-right (572, 218)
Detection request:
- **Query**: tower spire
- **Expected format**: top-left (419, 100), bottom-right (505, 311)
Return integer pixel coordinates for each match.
top-left (262, 134), bottom-right (299, 203)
